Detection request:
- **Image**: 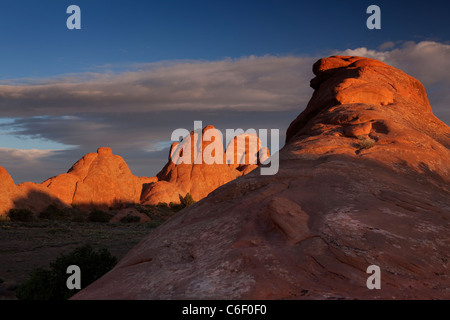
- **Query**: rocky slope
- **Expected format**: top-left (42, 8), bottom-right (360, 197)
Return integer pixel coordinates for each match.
top-left (73, 56), bottom-right (450, 300)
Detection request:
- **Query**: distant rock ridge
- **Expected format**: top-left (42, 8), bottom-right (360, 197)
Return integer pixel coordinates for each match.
top-left (39, 147), bottom-right (143, 209)
top-left (73, 56), bottom-right (450, 300)
top-left (0, 166), bottom-right (65, 215)
top-left (1, 130), bottom-right (268, 215)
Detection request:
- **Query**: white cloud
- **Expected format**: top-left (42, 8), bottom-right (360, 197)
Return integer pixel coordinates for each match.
top-left (0, 147), bottom-right (58, 162)
top-left (0, 56), bottom-right (316, 117)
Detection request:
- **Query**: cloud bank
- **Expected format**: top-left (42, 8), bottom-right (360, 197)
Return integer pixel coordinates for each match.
top-left (0, 56), bottom-right (315, 117)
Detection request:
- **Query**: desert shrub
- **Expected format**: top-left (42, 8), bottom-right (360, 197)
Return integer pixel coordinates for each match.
top-left (156, 202), bottom-right (169, 208)
top-left (88, 209), bottom-right (111, 223)
top-left (39, 205), bottom-right (71, 221)
top-left (16, 244), bottom-right (117, 300)
top-left (16, 268), bottom-right (54, 300)
top-left (120, 215), bottom-right (141, 223)
top-left (135, 205), bottom-right (153, 215)
top-left (8, 208), bottom-right (34, 222)
top-left (358, 138), bottom-right (376, 149)
top-left (169, 202), bottom-right (184, 212)
top-left (181, 193), bottom-right (196, 207)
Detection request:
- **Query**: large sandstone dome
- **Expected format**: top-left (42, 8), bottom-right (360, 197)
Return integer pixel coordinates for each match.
top-left (42, 147), bottom-right (144, 208)
top-left (73, 56), bottom-right (450, 300)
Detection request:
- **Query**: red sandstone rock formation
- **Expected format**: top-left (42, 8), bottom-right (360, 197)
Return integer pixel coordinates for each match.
top-left (0, 167), bottom-right (18, 215)
top-left (41, 147), bottom-right (144, 208)
top-left (0, 148), bottom-right (155, 215)
top-left (1, 166), bottom-right (66, 215)
top-left (141, 126), bottom-right (270, 205)
top-left (1, 133), bottom-right (266, 215)
top-left (73, 56), bottom-right (450, 300)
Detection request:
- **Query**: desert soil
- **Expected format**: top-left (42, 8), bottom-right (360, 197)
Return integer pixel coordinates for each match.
top-left (0, 221), bottom-right (156, 300)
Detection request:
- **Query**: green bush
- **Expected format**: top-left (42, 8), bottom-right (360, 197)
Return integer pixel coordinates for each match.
top-left (169, 202), bottom-right (184, 212)
top-left (88, 209), bottom-right (111, 223)
top-left (39, 205), bottom-right (71, 221)
top-left (181, 193), bottom-right (196, 207)
top-left (16, 244), bottom-right (117, 300)
top-left (156, 202), bottom-right (169, 208)
top-left (8, 208), bottom-right (34, 222)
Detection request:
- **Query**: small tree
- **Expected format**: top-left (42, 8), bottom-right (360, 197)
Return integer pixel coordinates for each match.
top-left (182, 193), bottom-right (196, 207)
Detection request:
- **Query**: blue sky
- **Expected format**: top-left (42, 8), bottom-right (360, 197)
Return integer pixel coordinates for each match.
top-left (0, 0), bottom-right (449, 183)
top-left (1, 0), bottom-right (448, 78)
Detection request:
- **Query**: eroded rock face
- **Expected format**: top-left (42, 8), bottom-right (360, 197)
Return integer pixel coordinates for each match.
top-left (0, 167), bottom-right (17, 215)
top-left (285, 55), bottom-right (449, 181)
top-left (73, 56), bottom-right (450, 300)
top-left (141, 126), bottom-right (270, 205)
top-left (1, 148), bottom-right (157, 215)
top-left (41, 147), bottom-right (145, 208)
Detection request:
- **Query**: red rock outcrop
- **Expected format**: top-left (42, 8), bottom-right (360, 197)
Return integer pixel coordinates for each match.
top-left (0, 167), bottom-right (17, 215)
top-left (140, 126), bottom-right (270, 205)
top-left (73, 56), bottom-right (450, 300)
top-left (0, 167), bottom-right (67, 216)
top-left (1, 148), bottom-right (157, 215)
top-left (1, 136), bottom-right (262, 215)
top-left (41, 147), bottom-right (146, 208)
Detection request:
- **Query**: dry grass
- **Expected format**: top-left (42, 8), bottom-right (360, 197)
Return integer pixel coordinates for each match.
top-left (358, 137), bottom-right (376, 149)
